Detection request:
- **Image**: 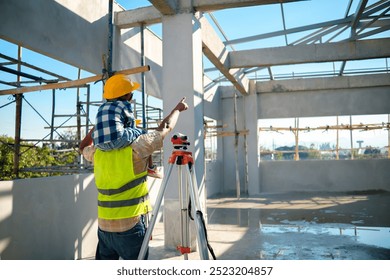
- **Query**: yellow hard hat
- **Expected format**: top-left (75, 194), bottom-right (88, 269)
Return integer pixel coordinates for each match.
top-left (103, 74), bottom-right (140, 99)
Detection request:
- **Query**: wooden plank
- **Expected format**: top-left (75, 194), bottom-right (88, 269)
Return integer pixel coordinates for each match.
top-left (212, 130), bottom-right (249, 137)
top-left (0, 65), bottom-right (150, 96)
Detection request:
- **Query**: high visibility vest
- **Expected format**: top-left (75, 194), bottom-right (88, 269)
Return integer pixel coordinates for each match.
top-left (94, 146), bottom-right (151, 220)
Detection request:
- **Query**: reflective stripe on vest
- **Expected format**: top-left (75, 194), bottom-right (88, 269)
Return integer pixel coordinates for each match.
top-left (98, 193), bottom-right (149, 208)
top-left (97, 175), bottom-right (147, 195)
top-left (94, 146), bottom-right (151, 220)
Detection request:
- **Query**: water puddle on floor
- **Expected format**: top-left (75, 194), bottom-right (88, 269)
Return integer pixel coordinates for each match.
top-left (207, 206), bottom-right (390, 259)
top-left (259, 222), bottom-right (390, 249)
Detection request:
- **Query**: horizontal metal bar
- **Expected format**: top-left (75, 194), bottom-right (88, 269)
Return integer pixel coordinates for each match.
top-left (0, 65), bottom-right (44, 82)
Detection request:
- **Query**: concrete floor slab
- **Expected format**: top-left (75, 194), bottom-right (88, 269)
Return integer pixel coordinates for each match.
top-left (147, 191), bottom-right (390, 260)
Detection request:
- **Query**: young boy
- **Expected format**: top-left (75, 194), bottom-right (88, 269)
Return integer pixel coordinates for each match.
top-left (90, 73), bottom-right (162, 178)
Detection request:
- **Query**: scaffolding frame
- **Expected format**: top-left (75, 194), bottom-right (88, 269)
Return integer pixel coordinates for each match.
top-left (0, 47), bottom-right (157, 176)
top-left (259, 117), bottom-right (390, 160)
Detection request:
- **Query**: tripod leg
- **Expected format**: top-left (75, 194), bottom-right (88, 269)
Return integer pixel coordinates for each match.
top-left (178, 165), bottom-right (190, 260)
top-left (185, 165), bottom-right (210, 260)
top-left (137, 163), bottom-right (174, 260)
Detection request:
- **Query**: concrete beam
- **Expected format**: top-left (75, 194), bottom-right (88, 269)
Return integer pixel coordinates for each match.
top-left (200, 16), bottom-right (252, 95)
top-left (230, 38), bottom-right (390, 68)
top-left (255, 74), bottom-right (390, 119)
top-left (256, 73), bottom-right (390, 93)
top-left (116, 0), bottom-right (302, 28)
top-left (221, 73), bottom-right (390, 119)
top-left (115, 6), bottom-right (162, 28)
top-left (148, 0), bottom-right (178, 15)
top-left (193, 0), bottom-right (303, 11)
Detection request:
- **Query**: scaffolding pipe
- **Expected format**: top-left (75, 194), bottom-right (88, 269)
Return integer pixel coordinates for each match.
top-left (107, 0), bottom-right (113, 74)
top-left (86, 85), bottom-right (91, 133)
top-left (233, 91), bottom-right (241, 199)
top-left (350, 115), bottom-right (354, 159)
top-left (244, 133), bottom-right (249, 195)
top-left (336, 116), bottom-right (339, 160)
top-left (0, 66), bottom-right (150, 96)
top-left (294, 118), bottom-right (299, 161)
top-left (76, 69), bottom-right (81, 153)
top-left (141, 24), bottom-right (147, 129)
top-left (388, 114), bottom-right (390, 159)
top-left (13, 46), bottom-right (23, 177)
top-left (50, 89), bottom-right (56, 149)
top-left (280, 3), bottom-right (288, 45)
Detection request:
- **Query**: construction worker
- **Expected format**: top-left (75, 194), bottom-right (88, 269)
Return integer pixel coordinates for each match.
top-left (91, 74), bottom-right (162, 178)
top-left (79, 96), bottom-right (188, 260)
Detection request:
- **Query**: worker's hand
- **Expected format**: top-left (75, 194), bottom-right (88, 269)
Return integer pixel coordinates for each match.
top-left (174, 97), bottom-right (189, 112)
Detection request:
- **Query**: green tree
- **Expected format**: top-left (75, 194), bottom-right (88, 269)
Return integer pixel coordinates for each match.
top-left (0, 135), bottom-right (79, 180)
top-left (0, 136), bottom-right (14, 180)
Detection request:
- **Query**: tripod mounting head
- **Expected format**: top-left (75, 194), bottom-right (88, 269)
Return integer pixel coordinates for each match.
top-left (171, 133), bottom-right (190, 150)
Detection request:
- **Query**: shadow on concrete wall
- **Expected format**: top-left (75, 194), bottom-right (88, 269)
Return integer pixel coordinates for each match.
top-left (0, 174), bottom-right (98, 260)
top-left (0, 0), bottom-right (109, 74)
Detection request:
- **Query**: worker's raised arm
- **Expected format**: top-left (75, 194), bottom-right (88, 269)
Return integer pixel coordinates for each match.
top-left (156, 97), bottom-right (188, 139)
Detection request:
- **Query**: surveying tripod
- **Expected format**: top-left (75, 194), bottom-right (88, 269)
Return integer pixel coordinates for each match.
top-left (138, 133), bottom-right (216, 260)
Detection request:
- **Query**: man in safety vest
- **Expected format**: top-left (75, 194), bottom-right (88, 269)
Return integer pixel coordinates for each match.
top-left (80, 97), bottom-right (188, 260)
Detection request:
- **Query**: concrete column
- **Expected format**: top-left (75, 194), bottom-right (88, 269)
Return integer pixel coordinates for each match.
top-left (244, 92), bottom-right (260, 195)
top-left (161, 13), bottom-right (205, 252)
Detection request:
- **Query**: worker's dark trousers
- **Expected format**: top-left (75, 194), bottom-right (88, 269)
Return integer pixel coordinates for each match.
top-left (95, 217), bottom-right (149, 260)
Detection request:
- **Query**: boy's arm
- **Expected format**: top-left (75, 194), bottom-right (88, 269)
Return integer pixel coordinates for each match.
top-left (123, 127), bottom-right (145, 144)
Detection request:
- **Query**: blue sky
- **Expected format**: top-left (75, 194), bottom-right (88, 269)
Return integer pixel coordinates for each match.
top-left (0, 0), bottom-right (389, 149)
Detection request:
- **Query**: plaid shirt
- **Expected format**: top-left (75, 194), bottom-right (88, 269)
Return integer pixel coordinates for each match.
top-left (93, 100), bottom-right (143, 146)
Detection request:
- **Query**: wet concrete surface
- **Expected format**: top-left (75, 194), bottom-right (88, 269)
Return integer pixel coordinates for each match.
top-left (148, 190), bottom-right (390, 260)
